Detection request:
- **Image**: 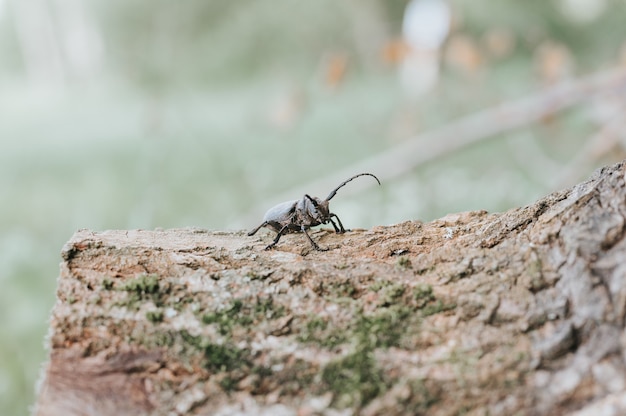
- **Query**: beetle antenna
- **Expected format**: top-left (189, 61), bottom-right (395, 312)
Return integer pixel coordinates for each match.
top-left (325, 173), bottom-right (381, 201)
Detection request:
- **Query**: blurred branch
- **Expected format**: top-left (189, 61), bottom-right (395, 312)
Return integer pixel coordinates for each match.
top-left (241, 66), bottom-right (626, 224)
top-left (296, 68), bottom-right (626, 190)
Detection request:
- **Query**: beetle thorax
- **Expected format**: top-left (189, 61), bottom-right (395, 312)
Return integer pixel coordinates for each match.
top-left (297, 196), bottom-right (330, 225)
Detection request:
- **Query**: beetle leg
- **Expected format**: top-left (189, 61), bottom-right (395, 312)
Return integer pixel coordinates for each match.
top-left (330, 213), bottom-right (346, 233)
top-left (301, 225), bottom-right (328, 251)
top-left (328, 218), bottom-right (341, 233)
top-left (265, 225), bottom-right (290, 250)
top-left (248, 221), bottom-right (269, 236)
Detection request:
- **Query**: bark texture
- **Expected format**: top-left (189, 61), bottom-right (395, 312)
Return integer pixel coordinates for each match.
top-left (36, 161), bottom-right (626, 415)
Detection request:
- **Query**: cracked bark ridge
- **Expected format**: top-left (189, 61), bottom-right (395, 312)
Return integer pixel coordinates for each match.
top-left (35, 161), bottom-right (626, 415)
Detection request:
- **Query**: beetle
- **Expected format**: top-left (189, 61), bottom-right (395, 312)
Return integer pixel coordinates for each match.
top-left (248, 173), bottom-right (381, 251)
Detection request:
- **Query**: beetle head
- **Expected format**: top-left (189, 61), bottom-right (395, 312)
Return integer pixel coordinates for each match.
top-left (303, 194), bottom-right (330, 223)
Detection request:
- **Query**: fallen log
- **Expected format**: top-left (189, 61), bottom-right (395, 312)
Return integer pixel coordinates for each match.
top-left (35, 160), bottom-right (626, 415)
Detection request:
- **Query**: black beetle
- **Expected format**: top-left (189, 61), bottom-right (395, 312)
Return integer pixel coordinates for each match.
top-left (248, 173), bottom-right (381, 251)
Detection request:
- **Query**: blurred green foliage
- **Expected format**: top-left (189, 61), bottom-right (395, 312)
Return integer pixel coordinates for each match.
top-left (1, 1), bottom-right (625, 414)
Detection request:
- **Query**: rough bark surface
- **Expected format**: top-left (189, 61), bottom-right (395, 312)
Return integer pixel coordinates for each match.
top-left (36, 161), bottom-right (626, 416)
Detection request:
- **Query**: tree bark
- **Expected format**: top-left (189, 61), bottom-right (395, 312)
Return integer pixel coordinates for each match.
top-left (35, 160), bottom-right (626, 415)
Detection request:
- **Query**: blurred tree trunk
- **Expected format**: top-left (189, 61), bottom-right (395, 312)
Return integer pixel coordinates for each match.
top-left (9, 0), bottom-right (66, 84)
top-left (8, 0), bottom-right (103, 85)
top-left (52, 0), bottom-right (104, 80)
top-left (36, 160), bottom-right (626, 415)
top-left (345, 0), bottom-right (390, 71)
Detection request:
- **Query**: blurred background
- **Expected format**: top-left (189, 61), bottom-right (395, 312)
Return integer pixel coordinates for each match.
top-left (1, 0), bottom-right (626, 413)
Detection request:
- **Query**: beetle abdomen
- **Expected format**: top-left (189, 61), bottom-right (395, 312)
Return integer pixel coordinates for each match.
top-left (262, 200), bottom-right (298, 232)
